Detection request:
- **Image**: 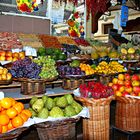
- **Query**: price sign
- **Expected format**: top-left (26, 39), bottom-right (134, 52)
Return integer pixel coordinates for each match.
top-left (120, 5), bottom-right (128, 27)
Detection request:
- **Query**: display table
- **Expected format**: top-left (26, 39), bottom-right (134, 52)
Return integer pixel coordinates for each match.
top-left (1, 87), bottom-right (73, 100)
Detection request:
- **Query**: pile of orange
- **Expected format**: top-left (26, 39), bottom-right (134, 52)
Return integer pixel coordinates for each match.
top-left (0, 97), bottom-right (32, 133)
top-left (79, 63), bottom-right (95, 75)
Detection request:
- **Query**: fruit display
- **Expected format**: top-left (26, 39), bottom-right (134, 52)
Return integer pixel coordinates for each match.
top-left (109, 73), bottom-right (140, 96)
top-left (0, 50), bottom-right (25, 61)
top-left (94, 61), bottom-right (126, 75)
top-left (118, 43), bottom-right (140, 60)
top-left (0, 97), bottom-right (31, 133)
top-left (79, 81), bottom-right (114, 98)
top-left (33, 56), bottom-right (58, 79)
top-left (10, 57), bottom-right (42, 79)
top-left (0, 67), bottom-right (12, 81)
top-left (73, 38), bottom-right (90, 46)
top-left (91, 44), bottom-right (119, 60)
top-left (29, 94), bottom-right (83, 118)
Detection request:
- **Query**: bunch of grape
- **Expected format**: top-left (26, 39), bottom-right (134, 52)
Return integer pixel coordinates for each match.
top-left (57, 65), bottom-right (85, 76)
top-left (33, 56), bottom-right (58, 79)
top-left (10, 57), bottom-right (42, 79)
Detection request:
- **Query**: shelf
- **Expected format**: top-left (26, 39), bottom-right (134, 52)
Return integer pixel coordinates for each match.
top-left (2, 87), bottom-right (73, 101)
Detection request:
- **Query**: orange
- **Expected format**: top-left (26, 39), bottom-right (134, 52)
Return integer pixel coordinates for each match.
top-left (0, 104), bottom-right (1, 112)
top-left (19, 113), bottom-right (28, 122)
top-left (9, 98), bottom-right (17, 106)
top-left (0, 110), bottom-right (6, 115)
top-left (0, 125), bottom-right (2, 133)
top-left (22, 109), bottom-right (32, 118)
top-left (13, 103), bottom-right (22, 114)
top-left (0, 114), bottom-right (10, 125)
top-left (12, 116), bottom-right (24, 128)
top-left (6, 107), bottom-right (18, 119)
top-left (1, 98), bottom-right (12, 109)
top-left (2, 125), bottom-right (8, 133)
top-left (7, 120), bottom-right (14, 130)
top-left (16, 102), bottom-right (24, 110)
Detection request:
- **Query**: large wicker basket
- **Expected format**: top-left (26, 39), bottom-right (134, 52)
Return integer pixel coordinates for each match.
top-left (75, 96), bottom-right (114, 140)
top-left (115, 96), bottom-right (140, 132)
top-left (35, 118), bottom-right (79, 140)
top-left (18, 78), bottom-right (46, 95)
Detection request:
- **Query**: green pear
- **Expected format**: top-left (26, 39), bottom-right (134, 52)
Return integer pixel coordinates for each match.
top-left (38, 108), bottom-right (48, 119)
top-left (32, 99), bottom-right (44, 113)
top-left (29, 108), bottom-right (38, 117)
top-left (30, 96), bottom-right (38, 106)
top-left (42, 95), bottom-right (48, 103)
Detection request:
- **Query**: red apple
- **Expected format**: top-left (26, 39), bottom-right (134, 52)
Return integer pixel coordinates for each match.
top-left (117, 80), bottom-right (124, 86)
top-left (119, 86), bottom-right (125, 92)
top-left (122, 91), bottom-right (129, 96)
top-left (6, 51), bottom-right (12, 57)
top-left (0, 51), bottom-right (6, 56)
top-left (115, 90), bottom-right (122, 96)
top-left (125, 86), bottom-right (133, 93)
top-left (112, 84), bottom-right (119, 91)
top-left (6, 56), bottom-right (13, 61)
top-left (124, 80), bottom-right (131, 87)
top-left (133, 86), bottom-right (140, 93)
top-left (124, 73), bottom-right (131, 80)
top-left (131, 75), bottom-right (139, 81)
top-left (130, 92), bottom-right (138, 96)
top-left (132, 80), bottom-right (140, 87)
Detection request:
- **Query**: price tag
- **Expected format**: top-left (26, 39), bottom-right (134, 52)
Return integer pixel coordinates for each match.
top-left (120, 5), bottom-right (128, 27)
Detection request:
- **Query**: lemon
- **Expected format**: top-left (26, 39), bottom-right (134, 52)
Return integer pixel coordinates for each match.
top-left (128, 48), bottom-right (135, 54)
top-left (121, 48), bottom-right (127, 54)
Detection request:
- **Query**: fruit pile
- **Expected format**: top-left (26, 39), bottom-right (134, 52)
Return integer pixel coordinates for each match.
top-left (79, 81), bottom-right (114, 98)
top-left (109, 74), bottom-right (140, 96)
top-left (0, 50), bottom-right (25, 61)
top-left (33, 56), bottom-right (58, 79)
top-left (10, 57), bottom-right (42, 79)
top-left (119, 43), bottom-right (140, 60)
top-left (0, 97), bottom-right (31, 133)
top-left (94, 61), bottom-right (126, 75)
top-left (79, 63), bottom-right (95, 75)
top-left (29, 94), bottom-right (83, 118)
top-left (0, 67), bottom-right (12, 81)
top-left (73, 38), bottom-right (90, 46)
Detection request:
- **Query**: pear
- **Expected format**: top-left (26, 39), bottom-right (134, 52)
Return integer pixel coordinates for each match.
top-left (42, 95), bottom-right (48, 103)
top-left (29, 108), bottom-right (38, 117)
top-left (32, 99), bottom-right (44, 113)
top-left (38, 108), bottom-right (48, 119)
top-left (30, 96), bottom-right (38, 106)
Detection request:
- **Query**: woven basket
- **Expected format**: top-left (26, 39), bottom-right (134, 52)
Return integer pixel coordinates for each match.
top-left (18, 78), bottom-right (46, 95)
top-left (115, 96), bottom-right (140, 132)
top-left (35, 118), bottom-right (79, 140)
top-left (0, 127), bottom-right (27, 140)
top-left (62, 78), bottom-right (85, 90)
top-left (75, 96), bottom-right (114, 140)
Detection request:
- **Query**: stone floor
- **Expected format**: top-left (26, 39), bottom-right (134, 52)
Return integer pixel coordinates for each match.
top-left (17, 101), bottom-right (140, 140)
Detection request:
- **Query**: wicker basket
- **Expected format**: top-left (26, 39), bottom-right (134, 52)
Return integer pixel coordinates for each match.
top-left (0, 127), bottom-right (27, 140)
top-left (18, 78), bottom-right (46, 95)
top-left (115, 96), bottom-right (140, 132)
top-left (35, 118), bottom-right (79, 140)
top-left (75, 96), bottom-right (114, 140)
top-left (62, 78), bottom-right (85, 90)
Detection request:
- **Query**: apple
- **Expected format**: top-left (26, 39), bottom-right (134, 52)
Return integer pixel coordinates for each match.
top-left (0, 75), bottom-right (2, 80)
top-left (6, 51), bottom-right (12, 57)
top-left (133, 86), bottom-right (140, 93)
top-left (0, 68), bottom-right (3, 75)
top-left (112, 78), bottom-right (118, 84)
top-left (6, 56), bottom-right (13, 61)
top-left (125, 86), bottom-right (133, 93)
top-left (132, 80), bottom-right (140, 87)
top-left (0, 51), bottom-right (6, 56)
top-left (138, 93), bottom-right (140, 96)
top-left (122, 91), bottom-right (129, 96)
top-left (12, 52), bottom-right (19, 58)
top-left (0, 56), bottom-right (5, 61)
top-left (1, 74), bottom-right (7, 80)
top-left (124, 80), bottom-right (131, 87)
top-left (19, 51), bottom-right (25, 58)
top-left (119, 86), bottom-right (125, 92)
top-left (124, 73), bottom-right (131, 80)
top-left (12, 57), bottom-right (19, 62)
top-left (115, 90), bottom-right (122, 96)
top-left (112, 84), bottom-right (119, 91)
top-left (2, 68), bottom-right (8, 75)
top-left (117, 80), bottom-right (124, 85)
top-left (108, 82), bottom-right (113, 87)
top-left (130, 92), bottom-right (138, 96)
top-left (118, 74), bottom-right (125, 81)
top-left (131, 75), bottom-right (139, 81)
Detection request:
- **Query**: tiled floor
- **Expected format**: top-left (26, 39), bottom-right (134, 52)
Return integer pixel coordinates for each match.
top-left (17, 101), bottom-right (140, 140)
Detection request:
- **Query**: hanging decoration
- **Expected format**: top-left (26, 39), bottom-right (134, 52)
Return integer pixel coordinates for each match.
top-left (16, 0), bottom-right (39, 13)
top-left (67, 8), bottom-right (81, 38)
